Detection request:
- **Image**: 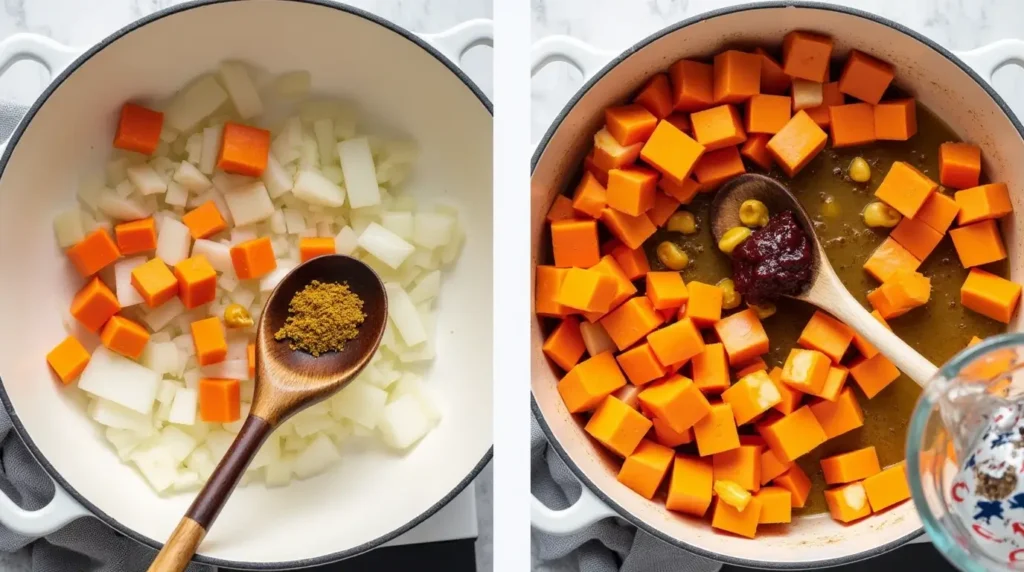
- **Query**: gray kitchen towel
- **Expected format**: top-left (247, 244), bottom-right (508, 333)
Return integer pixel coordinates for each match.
top-left (531, 418), bottom-right (723, 572)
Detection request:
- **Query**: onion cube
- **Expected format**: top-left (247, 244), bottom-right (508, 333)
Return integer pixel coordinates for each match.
top-left (201, 359), bottom-right (249, 380)
top-left (168, 387), bottom-right (198, 426)
top-left (159, 426), bottom-right (198, 463)
top-left (191, 239), bottom-right (232, 273)
top-left (97, 190), bottom-right (151, 221)
top-left (334, 226), bottom-right (358, 255)
top-left (313, 118), bottom-right (337, 165)
top-left (337, 138), bottom-right (380, 209)
top-left (219, 61), bottom-right (264, 119)
top-left (293, 434), bottom-right (340, 479)
top-left (269, 210), bottom-right (287, 234)
top-left (265, 458), bottom-right (293, 487)
top-left (262, 154), bottom-right (293, 199)
top-left (185, 134), bottom-right (203, 165)
top-left (199, 125), bottom-right (223, 175)
top-left (229, 227), bottom-right (258, 245)
top-left (292, 170), bottom-right (345, 207)
top-left (408, 270), bottom-right (441, 304)
top-left (378, 394), bottom-right (435, 450)
top-left (358, 223), bottom-right (414, 269)
top-left (105, 427), bottom-right (147, 458)
top-left (143, 342), bottom-right (180, 376)
top-left (53, 209), bottom-right (85, 248)
top-left (173, 470), bottom-right (201, 492)
top-left (78, 348), bottom-right (160, 414)
top-left (330, 382), bottom-right (387, 429)
top-left (259, 261), bottom-right (296, 292)
top-left (384, 283), bottom-right (427, 347)
top-left (223, 181), bottom-right (274, 227)
top-left (142, 296), bottom-right (186, 332)
top-left (172, 161), bottom-right (212, 192)
top-left (164, 181), bottom-right (189, 207)
top-left (186, 446), bottom-right (216, 480)
top-left (380, 211), bottom-right (413, 240)
top-left (113, 256), bottom-right (146, 307)
top-left (131, 446), bottom-right (177, 493)
top-left (126, 164), bottom-right (168, 196)
top-left (250, 434), bottom-right (280, 470)
top-left (156, 217), bottom-right (192, 266)
top-left (272, 71), bottom-right (311, 99)
top-left (205, 431), bottom-right (235, 460)
top-left (165, 75), bottom-right (229, 132)
top-left (89, 398), bottom-right (154, 435)
top-left (412, 212), bottom-right (455, 249)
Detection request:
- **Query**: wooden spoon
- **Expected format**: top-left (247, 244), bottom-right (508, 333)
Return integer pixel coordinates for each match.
top-left (147, 255), bottom-right (388, 571)
top-left (709, 173), bottom-right (937, 386)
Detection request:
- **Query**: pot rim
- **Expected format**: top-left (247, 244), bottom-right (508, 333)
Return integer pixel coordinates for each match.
top-left (530, 1), bottom-right (1024, 568)
top-left (0, 0), bottom-right (493, 569)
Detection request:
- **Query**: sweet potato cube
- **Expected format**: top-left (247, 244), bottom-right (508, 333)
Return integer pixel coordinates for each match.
top-left (173, 255), bottom-right (217, 310)
top-left (734, 357), bottom-right (767, 379)
top-left (230, 237), bottom-right (277, 280)
top-left (298, 237), bottom-right (335, 262)
top-left (797, 311), bottom-right (853, 363)
top-left (182, 200), bottom-right (227, 240)
top-left (693, 402), bottom-right (741, 456)
top-left (950, 220), bottom-right (1007, 268)
top-left (848, 353), bottom-right (901, 399)
top-left (652, 418), bottom-right (693, 448)
top-left (647, 191), bottom-right (682, 227)
top-left (961, 268), bottom-right (1022, 324)
top-left (70, 277), bottom-right (120, 333)
top-left (546, 195), bottom-right (576, 223)
top-left (618, 440), bottom-right (674, 499)
top-left (711, 496), bottom-right (762, 539)
top-left (874, 98), bottom-right (917, 141)
top-left (839, 50), bottom-right (895, 104)
top-left (753, 48), bottom-right (791, 95)
top-left (825, 482), bottom-right (872, 523)
top-left (805, 81), bottom-right (845, 126)
top-left (714, 308), bottom-right (769, 365)
top-left (722, 370), bottom-right (782, 425)
top-left (821, 446), bottom-right (881, 485)
top-left (113, 102), bottom-right (164, 155)
top-left (889, 216), bottom-right (943, 261)
top-left (584, 153), bottom-right (609, 187)
top-left (535, 266), bottom-right (574, 318)
top-left (66, 228), bottom-right (121, 277)
top-left (131, 257), bottom-right (179, 308)
top-left (713, 50), bottom-right (761, 104)
top-left (616, 343), bottom-right (667, 387)
top-left (757, 405), bottom-right (827, 464)
top-left (669, 59), bottom-right (714, 112)
top-left (756, 487), bottom-right (792, 524)
top-left (863, 237), bottom-right (921, 283)
top-left (781, 348), bottom-right (831, 396)
top-left (829, 103), bottom-right (876, 148)
top-left (667, 455), bottom-right (713, 516)
top-left (714, 444), bottom-right (763, 492)
top-left (557, 351), bottom-right (627, 413)
top-left (692, 343), bottom-right (730, 394)
top-left (593, 127), bottom-right (643, 172)
top-left (46, 336), bottom-right (91, 384)
top-left (740, 133), bottom-right (773, 170)
top-left (760, 446), bottom-right (793, 485)
top-left (955, 183), bottom-right (1013, 225)
top-left (605, 104), bottom-right (659, 146)
top-left (555, 267), bottom-right (618, 313)
top-left (198, 378), bottom-right (241, 423)
top-left (551, 219), bottom-right (600, 268)
top-left (809, 387), bottom-right (864, 439)
top-left (600, 208), bottom-right (656, 251)
top-left (790, 79), bottom-right (823, 111)
top-left (874, 161), bottom-right (937, 218)
top-left (610, 245), bottom-right (649, 281)
top-left (638, 374), bottom-right (711, 433)
top-left (766, 110), bottom-right (827, 177)
top-left (584, 396), bottom-right (653, 457)
top-left (819, 366), bottom-right (849, 402)
top-left (658, 176), bottom-right (700, 205)
top-left (99, 315), bottom-right (150, 360)
top-left (872, 270), bottom-right (931, 318)
top-left (691, 104), bottom-right (747, 151)
top-left (191, 317), bottom-right (227, 366)
top-left (773, 464), bottom-right (812, 508)
top-left (693, 146), bottom-right (746, 190)
top-left (746, 95), bottom-right (792, 134)
top-left (681, 281), bottom-right (723, 327)
top-left (581, 256), bottom-right (638, 322)
top-left (640, 120), bottom-right (706, 184)
top-left (782, 31), bottom-right (833, 82)
top-left (114, 217), bottom-right (157, 256)
top-left (217, 122), bottom-right (271, 176)
top-left (915, 192), bottom-right (960, 234)
top-left (600, 297), bottom-right (662, 350)
top-left (542, 317), bottom-right (586, 372)
top-left (768, 366), bottom-right (803, 415)
top-left (607, 166), bottom-right (658, 216)
top-left (634, 74), bottom-right (674, 119)
top-left (862, 462), bottom-right (911, 512)
top-left (939, 142), bottom-right (982, 189)
top-left (645, 271), bottom-right (688, 310)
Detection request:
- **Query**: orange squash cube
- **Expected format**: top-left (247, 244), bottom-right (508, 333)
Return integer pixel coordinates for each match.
top-left (647, 318), bottom-right (705, 366)
top-left (773, 465), bottom-right (812, 508)
top-left (217, 122), bottom-right (271, 176)
top-left (581, 255), bottom-right (638, 322)
top-left (535, 266), bottom-right (574, 318)
top-left (593, 127), bottom-right (643, 172)
top-left (131, 257), bottom-right (179, 308)
top-left (825, 482), bottom-right (872, 523)
top-left (693, 402), bottom-right (741, 457)
top-left (113, 102), bottom-right (164, 155)
top-left (182, 200), bottom-right (228, 240)
top-left (819, 366), bottom-right (849, 402)
top-left (555, 267), bottom-right (618, 313)
top-left (551, 219), bottom-right (600, 268)
top-left (46, 336), bottom-right (91, 384)
top-left (640, 120), bottom-right (706, 185)
top-left (753, 48), bottom-right (791, 95)
top-left (600, 208), bottom-right (657, 251)
top-left (821, 446), bottom-right (881, 485)
top-left (230, 237), bottom-right (278, 280)
top-left (691, 104), bottom-right (747, 151)
top-left (681, 281), bottom-right (723, 327)
top-left (605, 104), bottom-right (659, 146)
top-left (638, 374), bottom-right (711, 433)
top-left (760, 446), bottom-right (793, 485)
top-left (757, 405), bottom-right (827, 464)
top-left (616, 342), bottom-right (667, 387)
top-left (714, 444), bottom-right (763, 491)
top-left (740, 133), bottom-right (773, 171)
top-left (766, 111), bottom-right (827, 177)
top-left (809, 387), bottom-right (865, 439)
top-left (714, 308), bottom-right (769, 365)
top-left (99, 315), bottom-right (151, 360)
top-left (557, 351), bottom-right (627, 413)
top-left (838, 50), bottom-right (895, 104)
top-left (198, 378), bottom-right (241, 423)
top-left (781, 348), bottom-right (831, 396)
top-left (848, 353), bottom-right (901, 399)
top-left (645, 271), bottom-right (689, 310)
top-left (804, 81), bottom-right (845, 127)
top-left (66, 228), bottom-right (121, 277)
top-left (114, 217), bottom-right (157, 255)
top-left (669, 59), bottom-right (714, 112)
top-left (829, 103), bottom-right (876, 147)
top-left (173, 255), bottom-right (217, 309)
top-left (862, 462), bottom-right (911, 512)
top-left (692, 343), bottom-right (730, 394)
top-left (584, 396), bottom-right (653, 457)
top-left (961, 268), bottom-right (1022, 324)
top-left (746, 94), bottom-right (792, 135)
top-left (70, 277), bottom-right (120, 333)
top-left (863, 237), bottom-right (921, 283)
top-left (797, 311), bottom-right (853, 363)
top-left (542, 317), bottom-right (586, 372)
top-left (546, 195), bottom-right (575, 223)
top-left (692, 146), bottom-right (746, 190)
top-left (191, 317), bottom-right (227, 366)
top-left (610, 245), bottom-right (650, 281)
top-left (955, 183), bottom-right (1013, 226)
top-left (634, 74), bottom-right (674, 119)
top-left (782, 30), bottom-right (833, 82)
top-left (722, 370), bottom-right (782, 425)
top-left (711, 496), bottom-right (762, 539)
top-left (299, 237), bottom-right (336, 262)
top-left (652, 418), bottom-right (693, 448)
top-left (756, 487), bottom-right (793, 524)
top-left (606, 166), bottom-right (659, 216)
top-left (572, 171), bottom-right (607, 218)
top-left (713, 50), bottom-right (761, 104)
top-left (889, 216), bottom-right (943, 261)
top-left (600, 296), bottom-right (662, 350)
top-left (647, 191), bottom-right (682, 227)
top-left (939, 142), bottom-right (982, 189)
top-left (874, 161), bottom-right (937, 219)
top-left (874, 99), bottom-right (917, 141)
top-left (666, 454), bottom-right (714, 516)
top-left (768, 366), bottom-right (803, 415)
top-left (617, 439), bottom-right (674, 499)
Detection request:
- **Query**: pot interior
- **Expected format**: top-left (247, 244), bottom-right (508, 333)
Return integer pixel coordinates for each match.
top-left (531, 5), bottom-right (1024, 567)
top-left (0, 0), bottom-right (491, 566)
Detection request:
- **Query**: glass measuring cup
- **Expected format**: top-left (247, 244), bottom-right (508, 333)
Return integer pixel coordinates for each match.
top-left (908, 332), bottom-right (1024, 571)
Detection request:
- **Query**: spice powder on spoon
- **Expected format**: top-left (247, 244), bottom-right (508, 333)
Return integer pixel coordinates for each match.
top-left (274, 280), bottom-right (366, 356)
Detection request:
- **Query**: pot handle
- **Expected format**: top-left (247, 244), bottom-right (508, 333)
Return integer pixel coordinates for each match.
top-left (955, 39), bottom-right (1024, 85)
top-left (531, 482), bottom-right (617, 535)
top-left (530, 35), bottom-right (616, 80)
top-left (0, 33), bottom-right (79, 147)
top-left (419, 19), bottom-right (493, 71)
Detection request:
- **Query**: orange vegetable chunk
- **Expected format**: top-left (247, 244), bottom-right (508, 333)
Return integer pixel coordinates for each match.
top-left (875, 161), bottom-right (937, 218)
top-left (536, 266), bottom-right (573, 318)
top-left (804, 81), bottom-right (845, 127)
top-left (113, 102), bottom-right (163, 155)
top-left (546, 195), bottom-right (575, 222)
top-left (863, 237), bottom-right (921, 283)
top-left (593, 127), bottom-right (644, 172)
top-left (46, 336), bottom-right (91, 384)
top-left (583, 152), bottom-right (609, 187)
top-left (100, 315), bottom-right (150, 360)
top-left (114, 217), bottom-right (157, 255)
top-left (757, 405), bottom-right (827, 464)
top-left (746, 95), bottom-right (792, 134)
top-left (734, 357), bottom-right (767, 379)
top-left (555, 267), bottom-right (617, 313)
top-left (247, 343), bottom-right (255, 379)
top-left (950, 220), bottom-right (1007, 268)
top-left (871, 270), bottom-right (932, 318)
top-left (773, 464), bottom-right (813, 508)
top-left (616, 343), bottom-right (667, 386)
top-left (821, 446), bottom-right (881, 484)
top-left (939, 142), bottom-right (982, 189)
top-left (862, 461), bottom-right (911, 512)
top-left (819, 366), bottom-right (850, 402)
top-left (198, 378), bottom-right (241, 423)
top-left (182, 200), bottom-right (227, 240)
top-left (713, 50), bottom-right (761, 104)
top-left (640, 120), bottom-right (706, 184)
top-left (848, 353), bottom-right (901, 399)
top-left (191, 317), bottom-right (227, 366)
top-left (890, 216), bottom-right (943, 261)
top-left (766, 110), bottom-right (827, 177)
top-left (714, 444), bottom-right (763, 492)
top-left (839, 50), bottom-right (895, 104)
top-left (585, 396), bottom-right (653, 457)
top-left (131, 257), bottom-right (178, 308)
top-left (722, 370), bottom-right (782, 425)
top-left (230, 237), bottom-right (278, 280)
top-left (617, 439), bottom-right (674, 499)
top-left (600, 296), bottom-right (662, 350)
top-left (299, 237), bottom-right (336, 262)
top-left (825, 482), bottom-right (872, 523)
top-left (692, 342), bottom-right (730, 394)
top-left (664, 112), bottom-right (691, 133)
top-left (753, 48), bottom-right (791, 95)
top-left (571, 171), bottom-right (608, 219)
top-left (740, 133), bottom-right (773, 171)
top-left (605, 104), bottom-right (659, 146)
top-left (761, 446), bottom-right (793, 485)
top-left (809, 387), bottom-right (865, 439)
top-left (797, 311), bottom-right (853, 363)
top-left (647, 191), bottom-right (682, 227)
top-left (781, 348), bottom-right (831, 396)
top-left (756, 487), bottom-right (793, 524)
top-left (611, 245), bottom-right (649, 280)
top-left (653, 418), bottom-right (693, 448)
top-left (658, 176), bottom-right (701, 205)
top-left (828, 103), bottom-right (876, 148)
top-left (582, 255), bottom-right (638, 321)
top-left (692, 104), bottom-right (747, 151)
top-left (961, 268), bottom-right (1022, 324)
top-left (692, 146), bottom-right (746, 190)
top-left (914, 192), bottom-right (960, 234)
top-left (607, 166), bottom-right (658, 216)
top-left (70, 277), bottom-right (120, 333)
top-left (711, 496), bottom-right (762, 539)
top-left (634, 74), bottom-right (674, 119)
top-left (217, 122), bottom-right (271, 176)
top-left (550, 219), bottom-right (600, 268)
top-left (173, 255), bottom-right (217, 309)
top-left (714, 308), bottom-right (769, 366)
top-left (874, 99), bottom-right (917, 141)
top-left (557, 351), bottom-right (627, 413)
top-left (693, 402), bottom-right (741, 457)
top-left (645, 271), bottom-right (688, 310)
top-left (782, 31), bottom-right (833, 82)
top-left (666, 455), bottom-right (713, 516)
top-left (768, 366), bottom-right (803, 415)
top-left (638, 374), bottom-right (711, 433)
top-left (669, 59), bottom-right (714, 112)
top-left (955, 183), bottom-right (1013, 225)
top-left (600, 208), bottom-right (656, 251)
top-left (67, 228), bottom-right (121, 277)
top-left (542, 317), bottom-right (586, 372)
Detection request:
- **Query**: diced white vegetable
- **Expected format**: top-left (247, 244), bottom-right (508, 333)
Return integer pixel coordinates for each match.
top-left (269, 210), bottom-right (287, 234)
top-left (165, 75), bottom-right (229, 132)
top-left (191, 239), bottom-right (232, 273)
top-left (313, 118), bottom-right (336, 165)
top-left (407, 248), bottom-right (440, 271)
top-left (293, 434), bottom-right (340, 479)
top-left (270, 71), bottom-right (311, 99)
top-left (53, 209), bottom-right (85, 247)
top-left (579, 322), bottom-right (615, 357)
top-left (337, 138), bottom-right (379, 208)
top-left (105, 427), bottom-right (147, 458)
top-left (97, 190), bottom-right (151, 221)
top-left (330, 382), bottom-right (387, 429)
top-left (155, 217), bottom-right (192, 266)
top-left (298, 136), bottom-right (318, 170)
top-left (412, 212), bottom-right (455, 249)
top-left (78, 348), bottom-right (160, 414)
top-left (321, 165), bottom-right (343, 185)
top-left (408, 270), bottom-right (441, 304)
top-left (143, 343), bottom-right (180, 376)
top-left (265, 457), bottom-right (293, 487)
top-left (384, 283), bottom-right (427, 347)
top-left (201, 359), bottom-right (249, 380)
top-left (131, 445), bottom-right (177, 493)
top-left (183, 369), bottom-right (200, 390)
top-left (164, 181), bottom-right (189, 207)
top-left (143, 297), bottom-right (186, 332)
top-left (219, 62), bottom-right (264, 119)
top-left (230, 287), bottom-right (256, 309)
top-left (186, 446), bottom-right (216, 481)
top-left (398, 311), bottom-right (436, 363)
top-left (380, 211), bottom-right (413, 240)
top-left (378, 394), bottom-right (436, 449)
top-left (250, 434), bottom-right (280, 470)
top-left (292, 170), bottom-right (345, 207)
top-left (159, 426), bottom-right (198, 463)
top-left (223, 182), bottom-right (274, 227)
top-left (293, 415), bottom-right (336, 438)
top-left (262, 154), bottom-right (293, 198)
top-left (172, 161), bottom-right (212, 192)
top-left (114, 179), bottom-right (135, 198)
top-left (259, 261), bottom-right (296, 292)
top-left (271, 117), bottom-right (303, 165)
top-left (213, 172), bottom-right (255, 192)
top-left (205, 430), bottom-right (235, 460)
top-left (358, 223), bottom-right (414, 269)
top-left (185, 133), bottom-right (203, 165)
top-left (89, 398), bottom-right (154, 435)
top-left (199, 125), bottom-right (223, 175)
top-left (333, 226), bottom-right (359, 256)
top-left (156, 379), bottom-right (179, 405)
top-left (173, 470), bottom-right (201, 492)
top-left (150, 331), bottom-right (172, 343)
top-left (168, 387), bottom-right (198, 426)
top-left (282, 208), bottom-right (306, 234)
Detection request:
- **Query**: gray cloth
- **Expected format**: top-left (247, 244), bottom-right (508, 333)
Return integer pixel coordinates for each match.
top-left (531, 418), bottom-right (723, 572)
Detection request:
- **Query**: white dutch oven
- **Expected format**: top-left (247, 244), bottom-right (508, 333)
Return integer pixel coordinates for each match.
top-left (0, 0), bottom-right (492, 568)
top-left (530, 2), bottom-right (1024, 568)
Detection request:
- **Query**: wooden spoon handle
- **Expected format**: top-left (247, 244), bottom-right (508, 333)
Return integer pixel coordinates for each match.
top-left (147, 415), bottom-right (272, 572)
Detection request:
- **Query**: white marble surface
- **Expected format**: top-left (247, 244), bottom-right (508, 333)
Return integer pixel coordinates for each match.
top-left (0, 1), bottom-right (491, 571)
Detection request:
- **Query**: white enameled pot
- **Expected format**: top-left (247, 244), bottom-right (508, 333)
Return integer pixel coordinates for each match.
top-left (530, 2), bottom-right (1024, 568)
top-left (0, 0), bottom-right (492, 569)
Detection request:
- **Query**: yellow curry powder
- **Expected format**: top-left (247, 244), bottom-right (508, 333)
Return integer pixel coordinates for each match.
top-left (274, 280), bottom-right (366, 356)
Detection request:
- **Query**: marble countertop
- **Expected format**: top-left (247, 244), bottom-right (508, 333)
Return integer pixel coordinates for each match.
top-left (0, 1), bottom-right (491, 571)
